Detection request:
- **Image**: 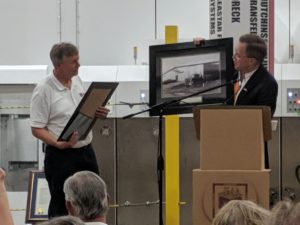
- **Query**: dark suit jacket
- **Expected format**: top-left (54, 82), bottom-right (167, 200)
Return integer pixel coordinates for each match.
top-left (235, 65), bottom-right (278, 168)
top-left (235, 65), bottom-right (278, 116)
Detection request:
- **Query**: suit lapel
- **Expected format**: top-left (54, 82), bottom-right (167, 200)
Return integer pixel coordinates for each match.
top-left (236, 66), bottom-right (264, 104)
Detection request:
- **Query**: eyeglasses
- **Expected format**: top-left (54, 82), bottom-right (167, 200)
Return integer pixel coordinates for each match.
top-left (233, 52), bottom-right (248, 59)
top-left (233, 53), bottom-right (256, 61)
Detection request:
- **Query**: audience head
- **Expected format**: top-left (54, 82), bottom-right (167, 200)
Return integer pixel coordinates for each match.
top-left (63, 171), bottom-right (109, 221)
top-left (268, 199), bottom-right (294, 225)
top-left (39, 215), bottom-right (84, 225)
top-left (283, 201), bottom-right (300, 225)
top-left (212, 200), bottom-right (270, 225)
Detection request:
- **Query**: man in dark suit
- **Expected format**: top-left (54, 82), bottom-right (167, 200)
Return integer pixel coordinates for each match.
top-left (233, 34), bottom-right (278, 168)
top-left (194, 34), bottom-right (278, 167)
top-left (233, 34), bottom-right (278, 116)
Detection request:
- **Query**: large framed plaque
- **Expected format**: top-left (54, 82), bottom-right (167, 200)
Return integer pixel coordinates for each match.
top-left (149, 38), bottom-right (234, 116)
top-left (25, 170), bottom-right (50, 223)
top-left (58, 82), bottom-right (118, 141)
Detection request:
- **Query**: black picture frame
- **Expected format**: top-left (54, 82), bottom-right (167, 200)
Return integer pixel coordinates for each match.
top-left (149, 38), bottom-right (234, 116)
top-left (25, 170), bottom-right (50, 223)
top-left (58, 82), bottom-right (118, 141)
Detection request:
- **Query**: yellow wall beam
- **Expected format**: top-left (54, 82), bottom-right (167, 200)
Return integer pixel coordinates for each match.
top-left (165, 25), bottom-right (180, 225)
top-left (165, 25), bottom-right (178, 44)
top-left (165, 115), bottom-right (180, 225)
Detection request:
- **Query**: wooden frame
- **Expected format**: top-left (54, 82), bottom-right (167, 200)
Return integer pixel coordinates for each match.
top-left (25, 170), bottom-right (50, 223)
top-left (58, 82), bottom-right (118, 141)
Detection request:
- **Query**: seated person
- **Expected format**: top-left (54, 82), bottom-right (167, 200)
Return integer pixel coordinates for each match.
top-left (267, 199), bottom-right (294, 225)
top-left (267, 199), bottom-right (300, 225)
top-left (63, 171), bottom-right (109, 225)
top-left (39, 215), bottom-right (84, 225)
top-left (212, 200), bottom-right (270, 225)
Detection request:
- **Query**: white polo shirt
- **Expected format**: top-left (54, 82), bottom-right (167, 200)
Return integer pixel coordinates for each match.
top-left (85, 222), bottom-right (107, 225)
top-left (30, 73), bottom-right (92, 148)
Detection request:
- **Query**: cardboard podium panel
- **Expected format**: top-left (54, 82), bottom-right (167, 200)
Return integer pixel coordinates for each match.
top-left (201, 109), bottom-right (264, 170)
top-left (193, 106), bottom-right (271, 170)
top-left (193, 106), bottom-right (272, 141)
top-left (192, 169), bottom-right (270, 225)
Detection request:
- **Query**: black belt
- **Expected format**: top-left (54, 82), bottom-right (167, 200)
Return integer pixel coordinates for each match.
top-left (44, 143), bottom-right (91, 152)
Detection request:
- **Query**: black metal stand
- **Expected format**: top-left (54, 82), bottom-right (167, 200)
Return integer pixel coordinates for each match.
top-left (158, 110), bottom-right (164, 225)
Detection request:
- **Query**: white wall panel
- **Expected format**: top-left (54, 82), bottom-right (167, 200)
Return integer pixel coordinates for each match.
top-left (274, 0), bottom-right (300, 64)
top-left (157, 0), bottom-right (209, 40)
top-left (0, 0), bottom-right (58, 65)
top-left (0, 65), bottom-right (48, 84)
top-left (290, 0), bottom-right (300, 63)
top-left (8, 192), bottom-right (27, 225)
top-left (61, 0), bottom-right (77, 44)
top-left (275, 0), bottom-right (289, 63)
top-left (78, 0), bottom-right (155, 65)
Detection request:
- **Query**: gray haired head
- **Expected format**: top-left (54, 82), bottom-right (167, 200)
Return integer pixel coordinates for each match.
top-left (39, 215), bottom-right (84, 225)
top-left (50, 42), bottom-right (78, 68)
top-left (63, 171), bottom-right (109, 220)
top-left (267, 199), bottom-right (294, 225)
top-left (212, 200), bottom-right (270, 225)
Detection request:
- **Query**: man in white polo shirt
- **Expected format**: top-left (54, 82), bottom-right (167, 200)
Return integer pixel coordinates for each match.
top-left (30, 42), bottom-right (109, 218)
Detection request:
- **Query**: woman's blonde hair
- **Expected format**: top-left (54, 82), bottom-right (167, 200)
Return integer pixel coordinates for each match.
top-left (267, 199), bottom-right (294, 225)
top-left (212, 200), bottom-right (270, 225)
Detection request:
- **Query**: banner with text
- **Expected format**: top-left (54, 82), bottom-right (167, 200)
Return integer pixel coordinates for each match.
top-left (209, 0), bottom-right (274, 72)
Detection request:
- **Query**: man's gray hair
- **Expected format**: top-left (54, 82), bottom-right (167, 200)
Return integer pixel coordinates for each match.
top-left (50, 42), bottom-right (78, 68)
top-left (63, 171), bottom-right (109, 220)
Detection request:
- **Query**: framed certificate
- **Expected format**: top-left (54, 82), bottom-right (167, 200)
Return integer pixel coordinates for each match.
top-left (58, 82), bottom-right (118, 141)
top-left (26, 170), bottom-right (50, 223)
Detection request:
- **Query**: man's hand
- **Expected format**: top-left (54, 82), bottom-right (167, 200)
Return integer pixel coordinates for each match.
top-left (0, 167), bottom-right (14, 225)
top-left (56, 131), bottom-right (79, 149)
top-left (193, 37), bottom-right (205, 45)
top-left (0, 168), bottom-right (6, 182)
top-left (95, 107), bottom-right (110, 119)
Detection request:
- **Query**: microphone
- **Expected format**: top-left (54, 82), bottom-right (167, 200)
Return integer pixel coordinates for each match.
top-left (232, 70), bottom-right (239, 83)
top-left (223, 94), bottom-right (235, 105)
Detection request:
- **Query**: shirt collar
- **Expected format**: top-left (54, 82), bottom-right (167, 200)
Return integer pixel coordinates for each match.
top-left (240, 67), bottom-right (258, 82)
top-left (85, 222), bottom-right (107, 225)
top-left (50, 73), bottom-right (70, 91)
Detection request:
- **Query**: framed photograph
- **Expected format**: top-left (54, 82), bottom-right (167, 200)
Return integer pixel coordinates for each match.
top-left (149, 38), bottom-right (234, 116)
top-left (212, 183), bottom-right (248, 217)
top-left (58, 82), bottom-right (118, 141)
top-left (26, 170), bottom-right (50, 223)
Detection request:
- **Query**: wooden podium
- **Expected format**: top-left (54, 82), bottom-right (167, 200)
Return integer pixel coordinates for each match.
top-left (192, 106), bottom-right (271, 225)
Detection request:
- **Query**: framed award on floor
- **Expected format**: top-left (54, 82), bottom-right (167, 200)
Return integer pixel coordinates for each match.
top-left (25, 170), bottom-right (50, 223)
